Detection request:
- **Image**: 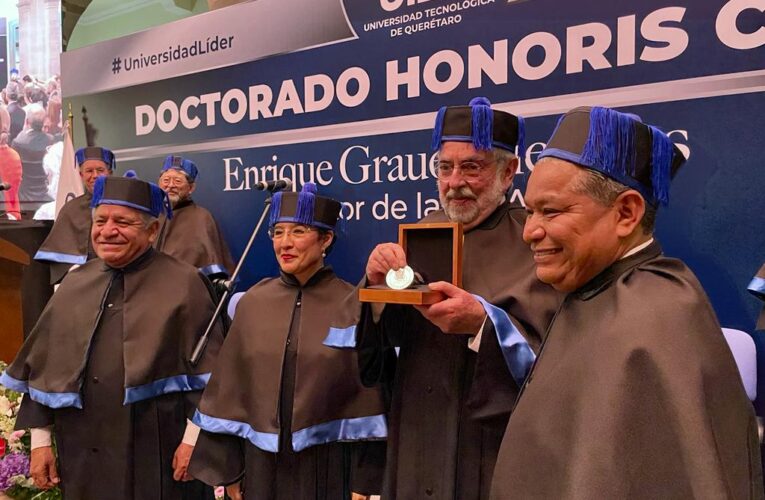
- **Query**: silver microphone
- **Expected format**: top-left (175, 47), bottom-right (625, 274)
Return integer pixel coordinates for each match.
top-left (255, 179), bottom-right (292, 192)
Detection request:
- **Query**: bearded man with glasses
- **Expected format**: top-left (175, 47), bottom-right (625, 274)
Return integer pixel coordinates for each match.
top-left (355, 97), bottom-right (561, 500)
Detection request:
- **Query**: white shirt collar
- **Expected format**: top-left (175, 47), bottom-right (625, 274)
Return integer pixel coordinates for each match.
top-left (621, 238), bottom-right (654, 260)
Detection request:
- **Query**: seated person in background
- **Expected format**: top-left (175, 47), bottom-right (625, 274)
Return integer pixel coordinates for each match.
top-left (34, 146), bottom-right (115, 284)
top-left (489, 106), bottom-right (763, 499)
top-left (189, 183), bottom-right (387, 500)
top-left (155, 155), bottom-right (234, 280)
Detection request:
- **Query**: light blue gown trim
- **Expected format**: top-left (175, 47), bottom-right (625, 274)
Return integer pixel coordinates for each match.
top-left (33, 250), bottom-right (87, 265)
top-left (199, 264), bottom-right (228, 277)
top-left (473, 294), bottom-right (536, 387)
top-left (292, 413), bottom-right (388, 452)
top-left (123, 373), bottom-right (211, 404)
top-left (748, 277), bottom-right (765, 299)
top-left (322, 326), bottom-right (357, 349)
top-left (0, 372), bottom-right (83, 409)
top-left (192, 410), bottom-right (280, 452)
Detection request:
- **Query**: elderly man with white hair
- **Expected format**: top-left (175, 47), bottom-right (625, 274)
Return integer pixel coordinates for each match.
top-left (356, 97), bottom-right (560, 499)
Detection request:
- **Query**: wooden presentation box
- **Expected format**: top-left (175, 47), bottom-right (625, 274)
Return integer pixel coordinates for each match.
top-left (359, 222), bottom-right (463, 305)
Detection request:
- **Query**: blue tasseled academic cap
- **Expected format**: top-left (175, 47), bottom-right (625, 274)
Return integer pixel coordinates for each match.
top-left (161, 155), bottom-right (198, 181)
top-left (431, 97), bottom-right (526, 158)
top-left (269, 183), bottom-right (341, 230)
top-left (538, 106), bottom-right (686, 206)
top-left (75, 146), bottom-right (116, 171)
top-left (91, 176), bottom-right (172, 219)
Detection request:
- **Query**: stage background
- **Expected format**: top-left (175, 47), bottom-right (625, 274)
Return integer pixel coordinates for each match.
top-left (61, 0), bottom-right (765, 332)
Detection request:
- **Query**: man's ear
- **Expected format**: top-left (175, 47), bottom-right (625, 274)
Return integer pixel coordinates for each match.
top-left (188, 182), bottom-right (196, 195)
top-left (147, 219), bottom-right (161, 244)
top-left (501, 156), bottom-right (519, 190)
top-left (613, 190), bottom-right (645, 237)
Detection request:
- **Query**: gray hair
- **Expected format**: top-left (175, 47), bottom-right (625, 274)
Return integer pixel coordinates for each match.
top-left (556, 160), bottom-right (656, 234)
top-left (492, 147), bottom-right (517, 173)
top-left (138, 212), bottom-right (159, 228)
top-left (26, 103), bottom-right (46, 131)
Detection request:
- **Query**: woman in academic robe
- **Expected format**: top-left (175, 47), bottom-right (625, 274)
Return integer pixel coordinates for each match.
top-left (188, 183), bottom-right (387, 500)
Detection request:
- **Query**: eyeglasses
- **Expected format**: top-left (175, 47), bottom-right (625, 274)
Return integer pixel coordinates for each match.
top-left (159, 175), bottom-right (190, 187)
top-left (268, 225), bottom-right (316, 240)
top-left (436, 159), bottom-right (495, 179)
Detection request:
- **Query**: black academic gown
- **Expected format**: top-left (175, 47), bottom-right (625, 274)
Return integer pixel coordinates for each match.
top-left (749, 263), bottom-right (765, 331)
top-left (155, 198), bottom-right (235, 277)
top-left (5, 249), bottom-right (225, 500)
top-left (491, 241), bottom-right (764, 499)
top-left (189, 267), bottom-right (387, 499)
top-left (356, 202), bottom-right (561, 500)
top-left (34, 192), bottom-right (94, 284)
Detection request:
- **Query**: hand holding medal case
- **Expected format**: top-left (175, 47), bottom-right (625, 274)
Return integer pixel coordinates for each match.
top-left (359, 222), bottom-right (463, 305)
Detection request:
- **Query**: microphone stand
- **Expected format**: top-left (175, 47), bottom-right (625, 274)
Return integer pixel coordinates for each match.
top-left (190, 194), bottom-right (273, 365)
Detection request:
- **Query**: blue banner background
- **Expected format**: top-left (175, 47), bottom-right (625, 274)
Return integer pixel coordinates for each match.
top-left (65, 0), bottom-right (765, 331)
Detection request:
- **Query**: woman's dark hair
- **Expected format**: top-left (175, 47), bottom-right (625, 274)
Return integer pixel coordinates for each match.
top-left (317, 228), bottom-right (336, 256)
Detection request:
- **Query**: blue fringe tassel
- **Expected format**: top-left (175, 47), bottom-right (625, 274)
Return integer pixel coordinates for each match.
top-left (470, 97), bottom-right (493, 151)
top-left (150, 185), bottom-right (172, 219)
top-left (269, 192), bottom-right (283, 227)
top-left (90, 176), bottom-right (105, 208)
top-left (517, 115), bottom-right (526, 160)
top-left (649, 125), bottom-right (673, 206)
top-left (295, 183), bottom-right (317, 225)
top-left (581, 106), bottom-right (635, 177)
top-left (431, 106), bottom-right (447, 151)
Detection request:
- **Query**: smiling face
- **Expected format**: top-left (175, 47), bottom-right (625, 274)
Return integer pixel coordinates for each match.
top-left (436, 141), bottom-right (516, 231)
top-left (158, 169), bottom-right (195, 207)
top-left (79, 159), bottom-right (111, 194)
top-left (522, 158), bottom-right (634, 292)
top-left (91, 204), bottom-right (158, 268)
top-left (271, 222), bottom-right (333, 285)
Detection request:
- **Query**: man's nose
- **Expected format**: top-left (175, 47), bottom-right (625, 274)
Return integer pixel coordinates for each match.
top-left (522, 216), bottom-right (544, 244)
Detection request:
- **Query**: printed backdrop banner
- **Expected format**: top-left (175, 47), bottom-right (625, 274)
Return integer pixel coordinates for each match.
top-left (61, 0), bottom-right (765, 330)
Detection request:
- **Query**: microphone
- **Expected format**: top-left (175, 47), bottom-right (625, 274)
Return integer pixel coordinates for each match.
top-left (0, 182), bottom-right (11, 191)
top-left (255, 179), bottom-right (292, 192)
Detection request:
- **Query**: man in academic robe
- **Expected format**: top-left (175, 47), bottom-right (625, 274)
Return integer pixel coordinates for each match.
top-left (0, 176), bottom-right (225, 500)
top-left (34, 146), bottom-right (115, 284)
top-left (356, 97), bottom-right (561, 499)
top-left (490, 106), bottom-right (763, 498)
top-left (155, 155), bottom-right (235, 280)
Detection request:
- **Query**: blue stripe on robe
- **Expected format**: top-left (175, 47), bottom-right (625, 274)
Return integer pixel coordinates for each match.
top-left (192, 410), bottom-right (280, 452)
top-left (33, 250), bottom-right (88, 265)
top-left (291, 413), bottom-right (388, 452)
top-left (123, 373), bottom-right (211, 404)
top-left (199, 264), bottom-right (228, 277)
top-left (748, 277), bottom-right (765, 300)
top-left (472, 294), bottom-right (536, 387)
top-left (1, 371), bottom-right (83, 409)
top-left (322, 326), bottom-right (357, 349)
